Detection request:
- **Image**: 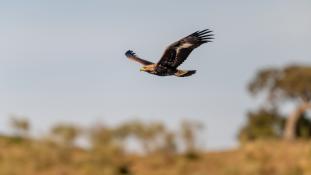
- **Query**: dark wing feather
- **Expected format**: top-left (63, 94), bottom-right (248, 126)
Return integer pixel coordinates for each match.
top-left (156, 29), bottom-right (214, 69)
top-left (125, 50), bottom-right (154, 65)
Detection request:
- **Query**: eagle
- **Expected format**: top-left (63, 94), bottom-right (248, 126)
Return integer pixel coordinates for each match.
top-left (125, 29), bottom-right (213, 77)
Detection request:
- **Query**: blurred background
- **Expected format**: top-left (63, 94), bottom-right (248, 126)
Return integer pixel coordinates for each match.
top-left (0, 1), bottom-right (310, 175)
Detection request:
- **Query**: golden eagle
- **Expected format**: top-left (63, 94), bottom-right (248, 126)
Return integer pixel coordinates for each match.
top-left (125, 29), bottom-right (213, 77)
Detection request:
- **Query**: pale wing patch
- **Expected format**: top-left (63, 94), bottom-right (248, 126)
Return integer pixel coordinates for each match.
top-left (180, 42), bottom-right (193, 48)
top-left (176, 43), bottom-right (192, 55)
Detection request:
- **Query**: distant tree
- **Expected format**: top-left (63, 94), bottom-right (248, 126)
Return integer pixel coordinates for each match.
top-left (295, 113), bottom-right (311, 139)
top-left (162, 131), bottom-right (177, 153)
top-left (140, 122), bottom-right (166, 153)
top-left (239, 109), bottom-right (311, 143)
top-left (124, 120), bottom-right (166, 154)
top-left (89, 124), bottom-right (112, 147)
top-left (9, 115), bottom-right (30, 138)
top-left (51, 123), bottom-right (80, 147)
top-left (117, 120), bottom-right (179, 157)
top-left (88, 123), bottom-right (124, 158)
top-left (248, 65), bottom-right (311, 140)
top-left (180, 120), bottom-right (204, 156)
top-left (238, 109), bottom-right (284, 142)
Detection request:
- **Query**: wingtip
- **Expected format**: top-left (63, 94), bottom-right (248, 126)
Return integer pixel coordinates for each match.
top-left (125, 50), bottom-right (135, 57)
top-left (199, 29), bottom-right (214, 42)
top-left (198, 29), bottom-right (212, 34)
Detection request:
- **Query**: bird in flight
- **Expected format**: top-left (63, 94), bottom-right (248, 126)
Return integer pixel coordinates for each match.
top-left (125, 29), bottom-right (214, 77)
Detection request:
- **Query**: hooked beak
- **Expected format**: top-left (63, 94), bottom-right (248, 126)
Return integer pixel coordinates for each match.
top-left (140, 67), bottom-right (145, 71)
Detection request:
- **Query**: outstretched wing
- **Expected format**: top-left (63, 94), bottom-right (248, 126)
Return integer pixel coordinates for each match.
top-left (125, 50), bottom-right (154, 65)
top-left (156, 29), bottom-right (213, 70)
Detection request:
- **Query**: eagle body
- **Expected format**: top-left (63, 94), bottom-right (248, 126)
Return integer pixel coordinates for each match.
top-left (125, 29), bottom-right (213, 77)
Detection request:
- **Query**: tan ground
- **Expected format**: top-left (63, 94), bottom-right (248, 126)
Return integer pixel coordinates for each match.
top-left (1, 136), bottom-right (311, 175)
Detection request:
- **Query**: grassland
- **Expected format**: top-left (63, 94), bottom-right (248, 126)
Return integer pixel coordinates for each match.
top-left (1, 135), bottom-right (311, 175)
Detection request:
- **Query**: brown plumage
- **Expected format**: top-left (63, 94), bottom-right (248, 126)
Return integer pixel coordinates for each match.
top-left (125, 29), bottom-right (214, 77)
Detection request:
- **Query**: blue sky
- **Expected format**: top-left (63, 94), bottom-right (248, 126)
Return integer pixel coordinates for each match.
top-left (0, 1), bottom-right (310, 149)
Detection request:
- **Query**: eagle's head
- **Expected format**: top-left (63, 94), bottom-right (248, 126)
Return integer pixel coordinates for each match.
top-left (140, 64), bottom-right (156, 73)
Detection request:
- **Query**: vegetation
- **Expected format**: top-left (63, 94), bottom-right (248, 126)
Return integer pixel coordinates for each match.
top-left (0, 118), bottom-right (208, 175)
top-left (2, 128), bottom-right (311, 175)
top-left (9, 115), bottom-right (30, 138)
top-left (238, 109), bottom-right (284, 142)
top-left (238, 109), bottom-right (311, 142)
top-left (248, 65), bottom-right (311, 140)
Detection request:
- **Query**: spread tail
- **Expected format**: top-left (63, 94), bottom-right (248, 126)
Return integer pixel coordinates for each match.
top-left (175, 70), bottom-right (196, 77)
